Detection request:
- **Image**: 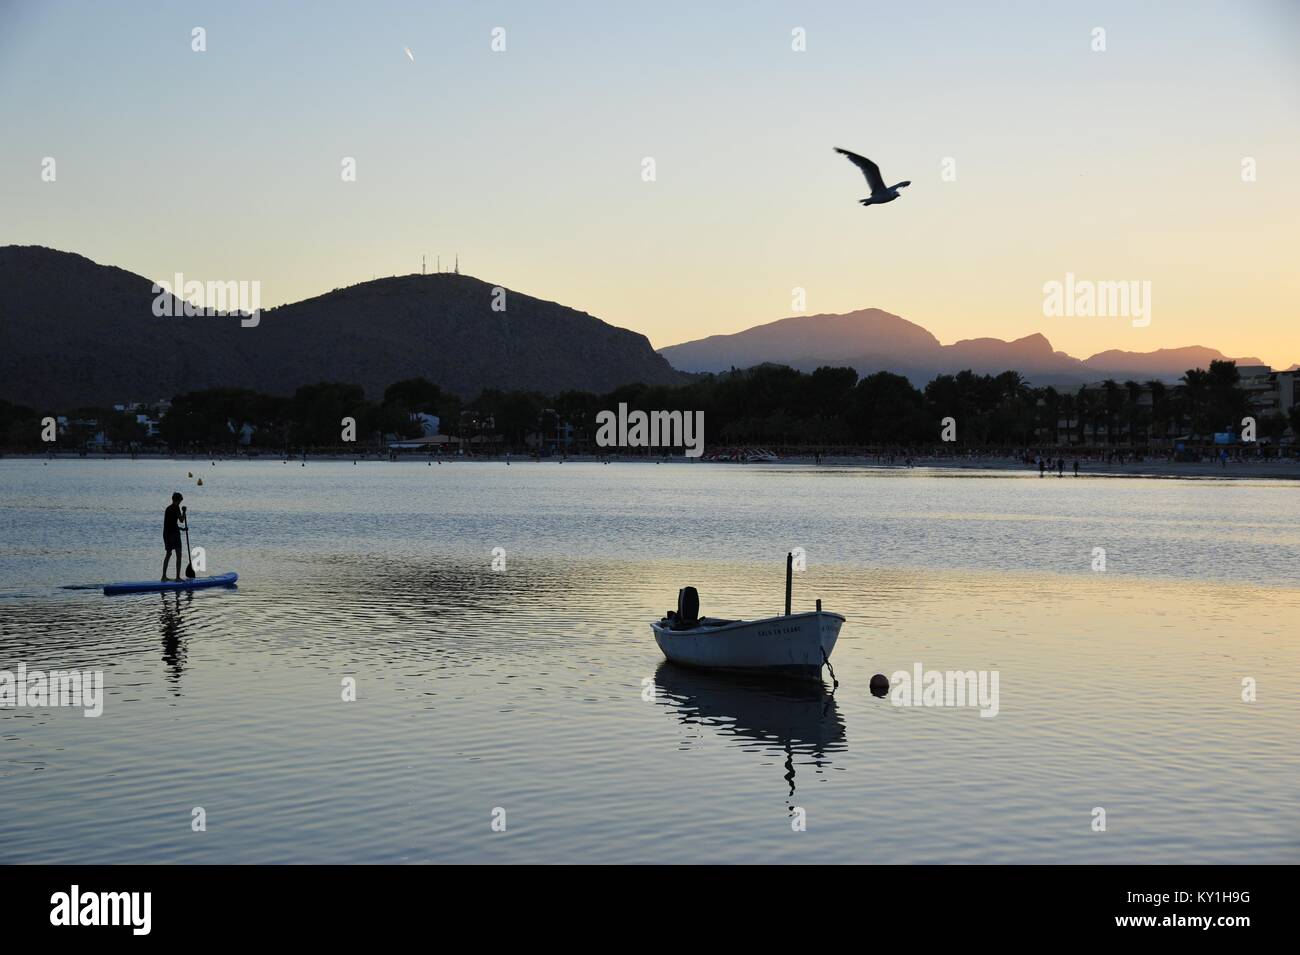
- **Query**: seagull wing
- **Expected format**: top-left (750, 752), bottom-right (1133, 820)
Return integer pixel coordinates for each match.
top-left (834, 147), bottom-right (886, 193)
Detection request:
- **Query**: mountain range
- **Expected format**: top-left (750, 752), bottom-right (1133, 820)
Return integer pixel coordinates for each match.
top-left (0, 246), bottom-right (684, 410)
top-left (657, 308), bottom-right (1271, 387)
top-left (0, 247), bottom-right (1282, 412)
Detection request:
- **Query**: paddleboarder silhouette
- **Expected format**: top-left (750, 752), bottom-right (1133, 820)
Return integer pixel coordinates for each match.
top-left (161, 492), bottom-right (188, 582)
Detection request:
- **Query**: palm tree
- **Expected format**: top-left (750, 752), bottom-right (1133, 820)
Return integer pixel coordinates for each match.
top-left (1124, 380), bottom-right (1143, 445)
top-left (1041, 386), bottom-right (1061, 445)
top-left (994, 370), bottom-right (1028, 400)
top-left (1077, 386), bottom-right (1101, 446)
top-left (1146, 380), bottom-right (1168, 444)
top-left (1102, 379), bottom-right (1123, 445)
top-left (1059, 392), bottom-right (1077, 446)
top-left (1206, 360), bottom-right (1249, 434)
top-left (1180, 368), bottom-right (1211, 438)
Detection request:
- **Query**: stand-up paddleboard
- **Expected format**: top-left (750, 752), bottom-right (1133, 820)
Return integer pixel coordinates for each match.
top-left (103, 572), bottom-right (238, 596)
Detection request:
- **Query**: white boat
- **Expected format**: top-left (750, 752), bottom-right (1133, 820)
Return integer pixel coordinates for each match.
top-left (650, 554), bottom-right (845, 680)
top-left (652, 609), bottom-right (844, 679)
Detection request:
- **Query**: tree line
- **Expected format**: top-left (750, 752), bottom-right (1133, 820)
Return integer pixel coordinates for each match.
top-left (2, 360), bottom-right (1295, 451)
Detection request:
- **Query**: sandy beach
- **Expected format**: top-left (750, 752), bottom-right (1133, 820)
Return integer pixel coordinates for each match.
top-left (781, 454), bottom-right (1300, 480)
top-left (10, 450), bottom-right (1299, 480)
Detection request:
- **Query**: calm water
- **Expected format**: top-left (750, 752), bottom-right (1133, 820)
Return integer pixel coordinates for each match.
top-left (1, 459), bottom-right (1297, 863)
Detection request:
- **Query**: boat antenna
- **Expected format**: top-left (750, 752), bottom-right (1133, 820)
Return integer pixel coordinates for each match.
top-left (785, 551), bottom-right (793, 616)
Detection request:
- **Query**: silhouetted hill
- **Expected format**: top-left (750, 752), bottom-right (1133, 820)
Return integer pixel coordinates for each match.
top-left (1082, 346), bottom-right (1265, 377)
top-left (0, 246), bottom-right (685, 409)
top-left (660, 309), bottom-right (1270, 386)
top-left (664, 309), bottom-right (940, 372)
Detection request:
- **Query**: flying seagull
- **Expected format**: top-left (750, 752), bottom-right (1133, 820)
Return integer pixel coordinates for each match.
top-left (834, 147), bottom-right (910, 206)
top-left (404, 47), bottom-right (415, 62)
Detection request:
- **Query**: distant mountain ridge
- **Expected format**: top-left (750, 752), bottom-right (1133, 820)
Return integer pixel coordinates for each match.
top-left (2, 247), bottom-right (1281, 412)
top-left (0, 246), bottom-right (685, 409)
top-left (658, 308), bottom-right (1271, 387)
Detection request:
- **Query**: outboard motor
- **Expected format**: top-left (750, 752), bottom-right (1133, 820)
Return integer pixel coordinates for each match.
top-left (676, 586), bottom-right (700, 627)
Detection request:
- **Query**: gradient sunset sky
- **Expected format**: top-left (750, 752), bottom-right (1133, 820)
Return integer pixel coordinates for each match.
top-left (2, 1), bottom-right (1297, 366)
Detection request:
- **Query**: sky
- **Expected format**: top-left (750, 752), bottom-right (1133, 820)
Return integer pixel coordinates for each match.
top-left (2, 0), bottom-right (1298, 366)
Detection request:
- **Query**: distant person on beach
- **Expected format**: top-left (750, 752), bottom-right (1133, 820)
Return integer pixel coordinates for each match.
top-left (1073, 459), bottom-right (1079, 476)
top-left (161, 492), bottom-right (187, 582)
top-left (1039, 458), bottom-right (1046, 477)
top-left (1057, 457), bottom-right (1064, 477)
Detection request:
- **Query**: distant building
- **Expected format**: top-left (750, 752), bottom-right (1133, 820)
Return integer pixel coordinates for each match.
top-left (1266, 369), bottom-right (1297, 444)
top-left (1238, 365), bottom-right (1276, 417)
top-left (1233, 366), bottom-right (1297, 442)
top-left (135, 413), bottom-right (160, 438)
top-left (1071, 381), bottom-right (1156, 445)
top-left (1061, 367), bottom-right (1298, 446)
top-left (1274, 370), bottom-right (1296, 417)
top-left (388, 434), bottom-right (455, 450)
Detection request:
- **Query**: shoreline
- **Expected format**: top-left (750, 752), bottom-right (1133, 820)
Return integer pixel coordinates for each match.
top-left (800, 456), bottom-right (1300, 480)
top-left (5, 451), bottom-right (1298, 480)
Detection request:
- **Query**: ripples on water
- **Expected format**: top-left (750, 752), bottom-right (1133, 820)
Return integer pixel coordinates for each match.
top-left (0, 459), bottom-right (1296, 862)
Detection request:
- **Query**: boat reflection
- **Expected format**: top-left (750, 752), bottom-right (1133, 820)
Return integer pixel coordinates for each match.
top-left (653, 661), bottom-right (846, 803)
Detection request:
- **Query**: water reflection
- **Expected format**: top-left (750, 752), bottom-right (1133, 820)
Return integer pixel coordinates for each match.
top-left (157, 590), bottom-right (191, 691)
top-left (287, 552), bottom-right (596, 614)
top-left (653, 662), bottom-right (847, 802)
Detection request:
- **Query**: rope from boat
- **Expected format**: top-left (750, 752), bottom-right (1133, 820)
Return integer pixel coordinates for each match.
top-left (821, 647), bottom-right (839, 689)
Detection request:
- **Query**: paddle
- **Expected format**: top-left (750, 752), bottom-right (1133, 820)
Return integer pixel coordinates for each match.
top-left (182, 505), bottom-right (196, 578)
